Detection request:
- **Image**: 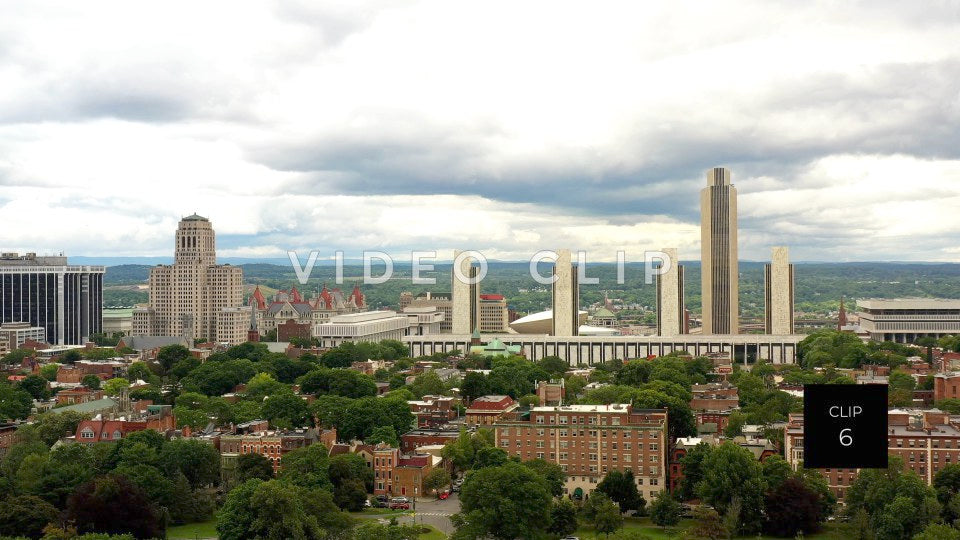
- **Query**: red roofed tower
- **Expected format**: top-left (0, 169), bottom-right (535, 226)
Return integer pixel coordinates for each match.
top-left (250, 286), bottom-right (267, 310)
top-left (291, 286), bottom-right (303, 303)
top-left (350, 284), bottom-right (365, 308)
top-left (318, 284), bottom-right (333, 310)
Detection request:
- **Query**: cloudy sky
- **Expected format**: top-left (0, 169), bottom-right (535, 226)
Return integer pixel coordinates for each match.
top-left (1, 0), bottom-right (959, 262)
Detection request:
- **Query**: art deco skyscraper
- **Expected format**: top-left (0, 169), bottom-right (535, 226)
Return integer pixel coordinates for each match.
top-left (700, 167), bottom-right (739, 334)
top-left (764, 246), bottom-right (795, 334)
top-left (133, 214), bottom-right (245, 343)
top-left (656, 248), bottom-right (685, 337)
top-left (552, 249), bottom-right (579, 337)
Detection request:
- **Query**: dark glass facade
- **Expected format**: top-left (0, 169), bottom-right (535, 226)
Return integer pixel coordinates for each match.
top-left (0, 267), bottom-right (104, 345)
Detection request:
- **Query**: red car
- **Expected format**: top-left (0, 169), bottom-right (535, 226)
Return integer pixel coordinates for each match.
top-left (389, 497), bottom-right (411, 510)
top-left (438, 490), bottom-right (449, 500)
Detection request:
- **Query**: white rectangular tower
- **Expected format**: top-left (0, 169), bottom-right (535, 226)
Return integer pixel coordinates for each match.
top-left (764, 246), bottom-right (795, 334)
top-left (552, 249), bottom-right (579, 337)
top-left (656, 248), bottom-right (685, 337)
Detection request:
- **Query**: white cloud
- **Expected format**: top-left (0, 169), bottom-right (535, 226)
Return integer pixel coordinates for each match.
top-left (0, 1), bottom-right (959, 262)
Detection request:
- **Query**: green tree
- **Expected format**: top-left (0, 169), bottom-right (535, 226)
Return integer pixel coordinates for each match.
top-left (40, 363), bottom-right (59, 382)
top-left (33, 410), bottom-right (87, 447)
top-left (0, 382), bottom-right (33, 420)
top-left (236, 453), bottom-right (274, 483)
top-left (697, 442), bottom-right (765, 535)
top-left (409, 371), bottom-right (446, 398)
top-left (102, 377), bottom-right (130, 396)
top-left (523, 458), bottom-right (566, 497)
top-left (914, 523), bottom-right (960, 540)
top-left (845, 455), bottom-right (940, 540)
top-left (261, 392), bottom-right (311, 429)
top-left (596, 469), bottom-right (644, 514)
top-left (760, 454), bottom-right (793, 492)
top-left (159, 439), bottom-right (221, 489)
top-left (156, 344), bottom-right (191, 375)
top-left (217, 479), bottom-right (343, 540)
top-left (584, 491), bottom-right (624, 536)
top-left (0, 494), bottom-right (59, 538)
top-left (280, 444), bottom-right (331, 491)
top-left (547, 498), bottom-right (579, 537)
top-left (66, 475), bottom-right (164, 539)
top-left (677, 442), bottom-right (712, 501)
top-left (18, 374), bottom-right (49, 400)
top-left (764, 476), bottom-right (824, 536)
top-left (691, 506), bottom-right (726, 540)
top-left (423, 468), bottom-right (451, 495)
top-left (537, 356), bottom-right (568, 378)
top-left (460, 372), bottom-right (491, 403)
top-left (81, 374), bottom-right (102, 390)
top-left (366, 425), bottom-right (399, 447)
top-left (889, 370), bottom-right (917, 391)
top-left (454, 461), bottom-right (553, 540)
top-left (723, 410), bottom-right (747, 438)
top-left (937, 399), bottom-right (960, 414)
top-left (329, 453), bottom-right (374, 494)
top-left (649, 490), bottom-right (682, 529)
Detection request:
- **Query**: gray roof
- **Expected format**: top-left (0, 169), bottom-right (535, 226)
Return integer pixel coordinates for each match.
top-left (182, 213), bottom-right (209, 222)
top-left (49, 397), bottom-right (118, 415)
top-left (121, 335), bottom-right (189, 350)
top-left (266, 302), bottom-right (313, 317)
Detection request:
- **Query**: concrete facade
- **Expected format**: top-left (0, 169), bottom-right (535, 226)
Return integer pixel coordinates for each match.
top-left (451, 251), bottom-right (479, 334)
top-left (700, 167), bottom-right (739, 335)
top-left (312, 310), bottom-right (411, 347)
top-left (764, 246), bottom-right (795, 334)
top-left (856, 298), bottom-right (960, 342)
top-left (552, 249), bottom-right (579, 337)
top-left (656, 248), bottom-right (684, 337)
top-left (405, 333), bottom-right (803, 365)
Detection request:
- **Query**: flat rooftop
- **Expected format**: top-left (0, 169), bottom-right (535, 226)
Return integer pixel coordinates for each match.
top-left (857, 298), bottom-right (960, 310)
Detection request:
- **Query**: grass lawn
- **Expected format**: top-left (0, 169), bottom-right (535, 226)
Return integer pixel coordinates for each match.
top-left (573, 517), bottom-right (848, 539)
top-left (418, 524), bottom-right (447, 540)
top-left (167, 518), bottom-right (218, 539)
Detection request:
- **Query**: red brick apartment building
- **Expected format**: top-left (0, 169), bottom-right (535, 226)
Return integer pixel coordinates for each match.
top-left (75, 406), bottom-right (176, 445)
top-left (689, 382), bottom-right (739, 433)
top-left (408, 395), bottom-right (458, 428)
top-left (372, 445), bottom-right (439, 497)
top-left (465, 395), bottom-right (517, 425)
top-left (935, 372), bottom-right (960, 401)
top-left (493, 404), bottom-right (668, 501)
top-left (785, 410), bottom-right (960, 501)
top-left (219, 429), bottom-right (315, 473)
top-left (400, 427), bottom-right (462, 454)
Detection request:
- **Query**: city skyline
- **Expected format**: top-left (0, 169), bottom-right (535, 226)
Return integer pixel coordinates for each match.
top-left (1, 2), bottom-right (959, 262)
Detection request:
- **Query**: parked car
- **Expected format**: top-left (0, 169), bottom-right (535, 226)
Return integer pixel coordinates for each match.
top-left (373, 495), bottom-right (389, 508)
top-left (438, 490), bottom-right (450, 500)
top-left (389, 497), bottom-right (411, 510)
